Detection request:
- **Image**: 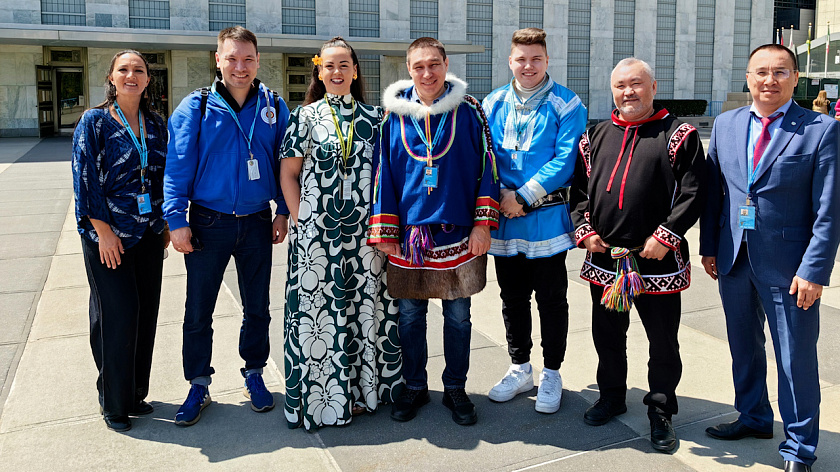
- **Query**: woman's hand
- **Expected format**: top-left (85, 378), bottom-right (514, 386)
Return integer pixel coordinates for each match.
top-left (89, 218), bottom-right (124, 269)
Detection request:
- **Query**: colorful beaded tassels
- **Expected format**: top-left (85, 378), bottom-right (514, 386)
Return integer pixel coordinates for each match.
top-left (600, 247), bottom-right (645, 311)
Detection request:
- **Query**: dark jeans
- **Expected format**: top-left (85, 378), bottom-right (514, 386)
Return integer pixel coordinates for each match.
top-left (494, 252), bottom-right (570, 370)
top-left (82, 228), bottom-right (164, 417)
top-left (182, 205), bottom-right (273, 381)
top-left (398, 297), bottom-right (472, 390)
top-left (589, 283), bottom-right (682, 417)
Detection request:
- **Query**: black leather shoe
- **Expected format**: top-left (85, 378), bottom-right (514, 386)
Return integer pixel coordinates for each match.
top-left (390, 387), bottom-right (430, 422)
top-left (442, 388), bottom-right (477, 426)
top-left (784, 460), bottom-right (811, 472)
top-left (583, 398), bottom-right (627, 426)
top-left (650, 414), bottom-right (677, 452)
top-left (131, 401), bottom-right (154, 416)
top-left (705, 419), bottom-right (773, 440)
top-left (104, 414), bottom-right (132, 432)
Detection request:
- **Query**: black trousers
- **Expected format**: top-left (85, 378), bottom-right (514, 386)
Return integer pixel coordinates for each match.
top-left (82, 228), bottom-right (163, 416)
top-left (494, 252), bottom-right (570, 370)
top-left (589, 283), bottom-right (682, 417)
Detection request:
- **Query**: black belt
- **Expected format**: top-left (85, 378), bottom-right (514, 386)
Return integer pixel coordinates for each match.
top-left (190, 203), bottom-right (270, 219)
top-left (524, 186), bottom-right (571, 213)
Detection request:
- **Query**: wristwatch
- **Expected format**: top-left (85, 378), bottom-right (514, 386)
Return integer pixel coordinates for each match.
top-left (514, 192), bottom-right (532, 213)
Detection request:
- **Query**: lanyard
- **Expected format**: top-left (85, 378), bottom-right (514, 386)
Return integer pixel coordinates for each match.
top-left (410, 111), bottom-right (449, 164)
top-left (508, 84), bottom-right (549, 151)
top-left (113, 101), bottom-right (148, 192)
top-left (327, 96), bottom-right (356, 175)
top-left (212, 82), bottom-right (260, 159)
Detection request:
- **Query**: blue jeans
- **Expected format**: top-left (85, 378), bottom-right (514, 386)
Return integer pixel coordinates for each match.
top-left (182, 204), bottom-right (273, 382)
top-left (398, 297), bottom-right (472, 390)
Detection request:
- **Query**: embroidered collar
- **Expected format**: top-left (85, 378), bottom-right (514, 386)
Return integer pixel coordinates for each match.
top-left (383, 74), bottom-right (468, 119)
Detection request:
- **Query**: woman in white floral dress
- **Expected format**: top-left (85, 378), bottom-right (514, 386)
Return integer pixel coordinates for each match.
top-left (280, 37), bottom-right (402, 430)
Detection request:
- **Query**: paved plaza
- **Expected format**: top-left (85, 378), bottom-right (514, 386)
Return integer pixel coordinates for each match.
top-left (1, 135), bottom-right (840, 471)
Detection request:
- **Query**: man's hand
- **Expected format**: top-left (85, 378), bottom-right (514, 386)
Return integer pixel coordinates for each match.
top-left (639, 236), bottom-right (670, 260)
top-left (789, 275), bottom-right (823, 310)
top-left (582, 233), bottom-right (610, 253)
top-left (499, 189), bottom-right (525, 219)
top-left (468, 226), bottom-right (492, 256)
top-left (701, 256), bottom-right (718, 280)
top-left (171, 226), bottom-right (194, 254)
top-left (376, 242), bottom-right (401, 257)
top-left (272, 215), bottom-right (289, 244)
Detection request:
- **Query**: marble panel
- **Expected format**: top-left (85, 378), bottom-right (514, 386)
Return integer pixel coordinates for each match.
top-left (545, 0), bottom-right (568, 84)
top-left (674, 0), bottom-right (698, 99)
top-left (258, 54), bottom-right (285, 94)
top-left (12, 9), bottom-right (41, 24)
top-left (589, 0), bottom-right (617, 121)
top-left (0, 51), bottom-right (37, 87)
top-left (634, 0), bottom-right (658, 65)
top-left (712, 0), bottom-right (736, 101)
top-left (0, 86), bottom-right (37, 122)
top-left (170, 0), bottom-right (209, 32)
top-left (750, 0), bottom-right (774, 50)
top-left (380, 0), bottom-right (410, 40)
top-left (491, 2), bottom-right (518, 90)
top-left (439, 0), bottom-right (466, 42)
top-left (247, 0), bottom-right (284, 34)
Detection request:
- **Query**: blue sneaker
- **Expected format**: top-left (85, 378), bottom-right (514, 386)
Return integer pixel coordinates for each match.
top-left (244, 372), bottom-right (275, 412)
top-left (174, 384), bottom-right (211, 426)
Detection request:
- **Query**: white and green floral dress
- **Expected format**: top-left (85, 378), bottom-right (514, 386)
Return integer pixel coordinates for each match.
top-left (281, 93), bottom-right (402, 430)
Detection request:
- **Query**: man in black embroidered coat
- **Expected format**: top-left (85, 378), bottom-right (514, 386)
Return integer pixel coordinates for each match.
top-left (570, 58), bottom-right (705, 453)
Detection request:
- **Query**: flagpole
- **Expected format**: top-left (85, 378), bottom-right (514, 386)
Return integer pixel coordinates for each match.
top-left (807, 23), bottom-right (812, 77)
top-left (781, 27), bottom-right (785, 47)
top-left (789, 25), bottom-right (794, 50)
top-left (826, 22), bottom-right (831, 77)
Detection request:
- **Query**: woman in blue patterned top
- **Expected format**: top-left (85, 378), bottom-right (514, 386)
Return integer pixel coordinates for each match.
top-left (72, 50), bottom-right (168, 433)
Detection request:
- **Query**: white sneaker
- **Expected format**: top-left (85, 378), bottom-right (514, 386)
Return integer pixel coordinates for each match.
top-left (535, 369), bottom-right (562, 414)
top-left (488, 364), bottom-right (534, 402)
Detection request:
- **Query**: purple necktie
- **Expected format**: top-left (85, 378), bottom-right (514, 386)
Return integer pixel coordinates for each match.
top-left (753, 113), bottom-right (782, 170)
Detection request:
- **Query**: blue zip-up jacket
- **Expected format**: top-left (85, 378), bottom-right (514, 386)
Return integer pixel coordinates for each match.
top-left (163, 79), bottom-right (290, 230)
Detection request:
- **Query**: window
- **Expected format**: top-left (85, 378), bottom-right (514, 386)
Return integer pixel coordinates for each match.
top-left (41, 0), bottom-right (85, 26)
top-left (520, 0), bottom-right (543, 29)
top-left (613, 0), bottom-right (635, 65)
top-left (358, 55), bottom-right (381, 105)
top-left (466, 0), bottom-right (493, 100)
top-left (567, 0), bottom-right (591, 107)
top-left (732, 0), bottom-right (752, 91)
top-left (283, 0), bottom-right (316, 35)
top-left (130, 0), bottom-right (170, 29)
top-left (410, 0), bottom-right (438, 39)
top-left (209, 0), bottom-right (245, 31)
top-left (694, 0), bottom-right (715, 101)
top-left (350, 0), bottom-right (379, 38)
top-left (654, 0), bottom-right (676, 99)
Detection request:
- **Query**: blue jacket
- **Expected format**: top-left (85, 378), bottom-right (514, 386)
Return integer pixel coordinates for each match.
top-left (482, 78), bottom-right (587, 258)
top-left (163, 80), bottom-right (289, 230)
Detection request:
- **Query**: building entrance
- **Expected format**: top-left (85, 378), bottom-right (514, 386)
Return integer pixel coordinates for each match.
top-left (55, 68), bottom-right (85, 130)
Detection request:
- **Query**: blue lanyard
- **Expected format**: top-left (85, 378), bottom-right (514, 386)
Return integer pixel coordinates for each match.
top-left (113, 101), bottom-right (148, 191)
top-left (409, 112), bottom-right (449, 158)
top-left (508, 84), bottom-right (549, 149)
top-left (211, 83), bottom-right (260, 158)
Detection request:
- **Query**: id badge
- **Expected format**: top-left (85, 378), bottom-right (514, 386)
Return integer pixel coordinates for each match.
top-left (247, 158), bottom-right (260, 181)
top-left (738, 205), bottom-right (756, 230)
top-left (423, 166), bottom-right (438, 189)
top-left (341, 174), bottom-right (354, 200)
top-left (510, 151), bottom-right (524, 171)
top-left (137, 193), bottom-right (152, 215)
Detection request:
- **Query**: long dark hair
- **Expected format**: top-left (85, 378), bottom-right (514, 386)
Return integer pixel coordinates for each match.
top-left (93, 49), bottom-right (156, 117)
top-left (303, 37), bottom-right (367, 106)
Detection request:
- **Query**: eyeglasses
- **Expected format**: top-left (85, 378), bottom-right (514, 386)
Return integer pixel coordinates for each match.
top-left (747, 69), bottom-right (795, 80)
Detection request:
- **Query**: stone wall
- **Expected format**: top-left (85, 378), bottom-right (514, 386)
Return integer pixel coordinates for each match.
top-left (0, 45), bottom-right (42, 137)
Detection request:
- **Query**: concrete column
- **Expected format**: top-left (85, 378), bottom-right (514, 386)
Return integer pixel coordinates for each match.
top-left (713, 0), bottom-right (735, 100)
top-left (750, 0), bottom-right (773, 48)
top-left (0, 45), bottom-right (42, 137)
top-left (86, 0), bottom-right (129, 28)
top-left (589, 0), bottom-right (615, 120)
top-left (634, 0), bottom-right (657, 64)
top-left (381, 55), bottom-right (410, 91)
top-left (439, 0), bottom-right (467, 80)
top-left (170, 0), bottom-right (209, 32)
top-left (674, 0), bottom-right (697, 98)
top-left (170, 50), bottom-right (216, 107)
top-left (491, 2), bottom-right (518, 90)
top-left (259, 52), bottom-right (286, 96)
top-left (381, 0), bottom-right (410, 40)
top-left (544, 0), bottom-right (568, 85)
top-left (316, 0), bottom-right (350, 37)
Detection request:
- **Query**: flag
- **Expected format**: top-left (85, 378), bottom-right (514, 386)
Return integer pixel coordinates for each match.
top-left (781, 27), bottom-right (785, 46)
top-left (826, 22), bottom-right (831, 76)
top-left (789, 25), bottom-right (794, 50)
top-left (807, 23), bottom-right (812, 76)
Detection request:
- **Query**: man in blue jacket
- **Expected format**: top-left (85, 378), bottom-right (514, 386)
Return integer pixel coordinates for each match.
top-left (482, 28), bottom-right (587, 414)
top-left (163, 26), bottom-right (290, 426)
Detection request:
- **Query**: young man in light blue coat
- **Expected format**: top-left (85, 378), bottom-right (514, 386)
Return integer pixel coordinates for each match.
top-left (482, 28), bottom-right (587, 414)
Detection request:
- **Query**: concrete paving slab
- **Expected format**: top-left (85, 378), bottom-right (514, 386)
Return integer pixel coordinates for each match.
top-left (0, 179), bottom-right (72, 191)
top-left (513, 437), bottom-right (696, 472)
top-left (0, 232), bottom-right (59, 259)
top-left (0, 198), bottom-right (70, 217)
top-left (0, 346), bottom-right (17, 396)
top-left (61, 204), bottom-right (76, 232)
top-left (42, 253), bottom-right (87, 291)
top-left (28, 286), bottom-right (90, 340)
top-left (0, 257), bottom-right (51, 293)
top-left (0, 138), bottom-right (41, 164)
top-left (0, 188), bottom-right (73, 203)
top-left (0, 292), bottom-right (36, 344)
top-left (55, 230), bottom-right (82, 255)
top-left (0, 213), bottom-right (66, 235)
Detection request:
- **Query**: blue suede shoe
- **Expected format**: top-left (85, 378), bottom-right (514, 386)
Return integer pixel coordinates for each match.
top-left (174, 384), bottom-right (211, 427)
top-left (244, 372), bottom-right (275, 412)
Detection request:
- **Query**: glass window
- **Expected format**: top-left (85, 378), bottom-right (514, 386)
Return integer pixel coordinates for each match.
top-left (209, 0), bottom-right (245, 31)
top-left (130, 0), bottom-right (170, 30)
top-left (350, 0), bottom-right (379, 38)
top-left (358, 54), bottom-right (381, 105)
top-left (568, 0), bottom-right (590, 106)
top-left (613, 0), bottom-right (635, 65)
top-left (654, 0), bottom-right (676, 99)
top-left (694, 0), bottom-right (715, 101)
top-left (520, 0), bottom-right (544, 29)
top-left (466, 0), bottom-right (493, 100)
top-left (41, 0), bottom-right (85, 26)
top-left (283, 0), bottom-right (316, 35)
top-left (732, 0), bottom-right (751, 91)
top-left (410, 0), bottom-right (438, 39)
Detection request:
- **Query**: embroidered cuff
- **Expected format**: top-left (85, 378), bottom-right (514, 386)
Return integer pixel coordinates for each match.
top-left (367, 214), bottom-right (400, 244)
top-left (474, 196), bottom-right (500, 230)
top-left (574, 223), bottom-right (597, 248)
top-left (652, 225), bottom-right (681, 251)
top-left (517, 179), bottom-right (547, 206)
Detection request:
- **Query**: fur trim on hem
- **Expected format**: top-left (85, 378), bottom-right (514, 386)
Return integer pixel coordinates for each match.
top-left (386, 255), bottom-right (487, 300)
top-left (382, 74), bottom-right (469, 120)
